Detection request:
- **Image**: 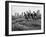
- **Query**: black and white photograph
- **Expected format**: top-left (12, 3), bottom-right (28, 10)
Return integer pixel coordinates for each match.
top-left (5, 1), bottom-right (45, 36)
top-left (12, 5), bottom-right (41, 31)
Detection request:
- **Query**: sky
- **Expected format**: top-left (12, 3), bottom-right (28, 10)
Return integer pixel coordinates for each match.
top-left (11, 5), bottom-right (42, 16)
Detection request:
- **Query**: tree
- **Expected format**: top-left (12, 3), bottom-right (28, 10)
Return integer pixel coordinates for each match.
top-left (24, 12), bottom-right (28, 20)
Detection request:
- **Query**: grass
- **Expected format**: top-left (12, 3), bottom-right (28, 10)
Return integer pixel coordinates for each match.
top-left (12, 16), bottom-right (41, 31)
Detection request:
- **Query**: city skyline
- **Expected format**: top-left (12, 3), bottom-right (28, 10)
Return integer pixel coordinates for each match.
top-left (11, 5), bottom-right (42, 16)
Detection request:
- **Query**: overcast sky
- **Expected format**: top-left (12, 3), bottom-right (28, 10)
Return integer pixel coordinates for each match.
top-left (11, 5), bottom-right (42, 16)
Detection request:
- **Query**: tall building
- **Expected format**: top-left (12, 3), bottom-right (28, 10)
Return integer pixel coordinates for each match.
top-left (17, 13), bottom-right (19, 16)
